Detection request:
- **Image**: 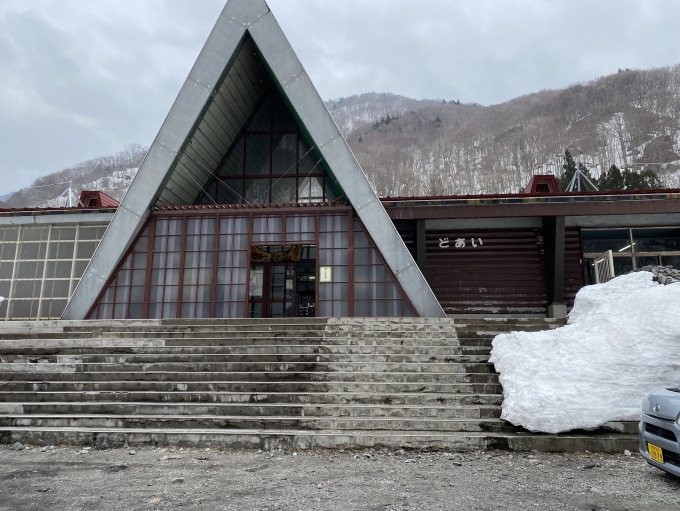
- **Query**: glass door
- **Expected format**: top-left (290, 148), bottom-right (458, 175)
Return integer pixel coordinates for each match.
top-left (248, 263), bottom-right (296, 318)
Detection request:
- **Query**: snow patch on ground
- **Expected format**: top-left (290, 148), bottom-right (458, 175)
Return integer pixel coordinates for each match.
top-left (489, 272), bottom-right (680, 434)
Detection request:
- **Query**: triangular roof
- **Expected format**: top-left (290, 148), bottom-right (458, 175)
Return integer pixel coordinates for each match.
top-left (62, 0), bottom-right (444, 319)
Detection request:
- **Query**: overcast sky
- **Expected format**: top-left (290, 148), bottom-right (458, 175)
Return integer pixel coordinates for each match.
top-left (1, 0), bottom-right (679, 193)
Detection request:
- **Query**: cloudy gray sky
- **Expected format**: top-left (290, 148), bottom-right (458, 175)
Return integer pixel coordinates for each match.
top-left (1, 0), bottom-right (679, 193)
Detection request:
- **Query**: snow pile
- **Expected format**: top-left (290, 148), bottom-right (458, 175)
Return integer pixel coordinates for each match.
top-left (489, 272), bottom-right (680, 434)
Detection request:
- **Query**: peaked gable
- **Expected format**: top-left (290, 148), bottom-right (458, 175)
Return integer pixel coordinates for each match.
top-left (62, 0), bottom-right (444, 319)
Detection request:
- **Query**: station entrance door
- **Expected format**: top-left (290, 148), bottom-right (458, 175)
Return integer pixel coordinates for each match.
top-left (248, 246), bottom-right (316, 318)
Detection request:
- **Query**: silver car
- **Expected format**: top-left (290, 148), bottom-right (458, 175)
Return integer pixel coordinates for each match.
top-left (640, 386), bottom-right (680, 477)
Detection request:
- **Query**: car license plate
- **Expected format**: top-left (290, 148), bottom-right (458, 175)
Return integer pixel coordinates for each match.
top-left (648, 443), bottom-right (664, 464)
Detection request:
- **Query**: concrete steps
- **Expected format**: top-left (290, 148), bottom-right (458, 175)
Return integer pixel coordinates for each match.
top-left (0, 317), bottom-right (638, 452)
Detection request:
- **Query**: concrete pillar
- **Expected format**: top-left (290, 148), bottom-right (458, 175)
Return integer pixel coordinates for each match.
top-left (542, 216), bottom-right (566, 319)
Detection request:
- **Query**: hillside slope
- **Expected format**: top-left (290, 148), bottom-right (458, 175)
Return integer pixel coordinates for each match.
top-left (4, 65), bottom-right (680, 208)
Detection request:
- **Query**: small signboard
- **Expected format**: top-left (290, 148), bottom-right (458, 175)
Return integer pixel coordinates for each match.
top-left (319, 266), bottom-right (333, 283)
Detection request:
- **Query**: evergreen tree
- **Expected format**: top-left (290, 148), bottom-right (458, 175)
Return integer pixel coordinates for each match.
top-left (558, 149), bottom-right (577, 191)
top-left (598, 164), bottom-right (624, 190)
top-left (622, 168), bottom-right (662, 190)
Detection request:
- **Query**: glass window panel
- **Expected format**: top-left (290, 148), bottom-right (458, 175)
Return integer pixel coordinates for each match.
top-left (182, 285), bottom-right (197, 302)
top-left (113, 304), bottom-right (127, 320)
top-left (354, 230), bottom-right (369, 248)
top-left (101, 288), bottom-right (115, 303)
top-left (164, 302), bottom-right (179, 319)
top-left (370, 281), bottom-right (386, 299)
top-left (130, 286), bottom-right (145, 303)
top-left (187, 218), bottom-right (201, 235)
top-left (286, 216), bottom-right (301, 242)
top-left (318, 215), bottom-right (334, 232)
top-left (334, 265), bottom-right (349, 283)
top-left (248, 94), bottom-right (272, 132)
top-left (1, 243), bottom-right (16, 260)
top-left (318, 301), bottom-right (332, 317)
top-left (298, 176), bottom-right (324, 203)
top-left (355, 265), bottom-right (370, 284)
top-left (199, 251), bottom-right (214, 268)
top-left (325, 179), bottom-right (338, 202)
top-left (355, 282), bottom-right (369, 299)
top-left (354, 300), bottom-right (370, 317)
top-left (183, 268), bottom-right (198, 286)
top-left (128, 304), bottom-right (143, 319)
top-left (273, 94), bottom-right (296, 131)
top-left (632, 228), bottom-right (680, 253)
top-left (147, 303), bottom-right (162, 319)
top-left (581, 229), bottom-right (632, 254)
top-left (167, 236), bottom-right (183, 252)
top-left (17, 261), bottom-right (44, 279)
top-left (116, 286), bottom-right (130, 304)
top-left (165, 269), bottom-right (180, 286)
top-left (217, 180), bottom-right (244, 205)
top-left (233, 251), bottom-right (248, 268)
top-left (10, 299), bottom-right (39, 319)
top-left (232, 267), bottom-right (247, 285)
top-left (272, 134), bottom-right (297, 175)
top-left (298, 142), bottom-right (318, 175)
top-left (333, 283), bottom-right (348, 300)
top-left (234, 217), bottom-right (249, 234)
top-left (132, 252), bottom-right (147, 269)
top-left (0, 262), bottom-right (13, 279)
top-left (184, 252), bottom-right (199, 268)
top-left (319, 249), bottom-right (332, 266)
top-left (217, 251), bottom-right (233, 269)
top-left (153, 236), bottom-right (168, 253)
top-left (245, 135), bottom-right (271, 176)
top-left (245, 179), bottom-right (270, 204)
top-left (78, 227), bottom-right (99, 240)
top-left (45, 280), bottom-right (70, 298)
top-left (168, 219), bottom-right (183, 236)
top-left (333, 249), bottom-right (349, 266)
top-left (333, 232), bottom-right (349, 249)
top-left (613, 257), bottom-right (633, 276)
top-left (19, 243), bottom-right (43, 260)
top-left (166, 252), bottom-right (181, 269)
top-left (215, 285), bottom-right (228, 302)
top-left (267, 217), bottom-right (282, 241)
top-left (369, 265), bottom-right (386, 282)
top-left (661, 255), bottom-right (680, 269)
top-left (219, 138), bottom-right (244, 177)
top-left (200, 234), bottom-right (214, 252)
top-left (21, 228), bottom-right (49, 242)
top-left (386, 282), bottom-right (401, 299)
top-left (15, 280), bottom-right (41, 299)
top-left (636, 256), bottom-right (661, 268)
top-left (272, 178), bottom-right (297, 203)
top-left (164, 286), bottom-right (178, 303)
top-left (185, 236), bottom-right (200, 252)
top-left (333, 301), bottom-right (348, 317)
top-left (334, 215), bottom-right (349, 232)
top-left (234, 234), bottom-right (248, 250)
top-left (371, 300), bottom-right (386, 317)
top-left (76, 241), bottom-right (97, 259)
top-left (197, 285), bottom-right (212, 302)
top-left (73, 260), bottom-right (88, 278)
top-left (56, 242), bottom-right (75, 259)
top-left (117, 270), bottom-right (132, 286)
top-left (1, 228), bottom-right (19, 241)
top-left (198, 268), bottom-right (212, 286)
top-left (149, 286), bottom-right (164, 303)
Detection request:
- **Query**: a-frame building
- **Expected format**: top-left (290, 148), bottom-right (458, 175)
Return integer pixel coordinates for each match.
top-left (62, 0), bottom-right (444, 320)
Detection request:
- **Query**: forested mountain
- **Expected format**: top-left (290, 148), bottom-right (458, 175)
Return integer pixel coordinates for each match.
top-left (332, 65), bottom-right (680, 197)
top-left (4, 64), bottom-right (680, 208)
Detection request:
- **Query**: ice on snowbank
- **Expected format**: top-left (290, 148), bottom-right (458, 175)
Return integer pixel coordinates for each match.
top-left (489, 272), bottom-right (680, 434)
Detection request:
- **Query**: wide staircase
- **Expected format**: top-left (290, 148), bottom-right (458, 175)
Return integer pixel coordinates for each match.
top-left (0, 318), bottom-right (637, 452)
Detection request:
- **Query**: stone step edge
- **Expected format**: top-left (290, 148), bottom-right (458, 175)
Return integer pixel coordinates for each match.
top-left (0, 402), bottom-right (502, 410)
top-left (0, 414), bottom-right (505, 422)
top-left (0, 426), bottom-right (637, 453)
top-left (0, 391), bottom-right (502, 397)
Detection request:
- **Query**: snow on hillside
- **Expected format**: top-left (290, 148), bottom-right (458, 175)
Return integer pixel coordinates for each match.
top-left (490, 272), bottom-right (680, 434)
top-left (36, 167), bottom-right (138, 208)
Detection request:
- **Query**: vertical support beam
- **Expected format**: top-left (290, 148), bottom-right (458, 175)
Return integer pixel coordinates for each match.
top-left (416, 220), bottom-right (426, 272)
top-left (543, 216), bottom-right (567, 319)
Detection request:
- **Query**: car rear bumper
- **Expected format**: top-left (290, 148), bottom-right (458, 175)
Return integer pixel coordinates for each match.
top-left (639, 413), bottom-right (680, 477)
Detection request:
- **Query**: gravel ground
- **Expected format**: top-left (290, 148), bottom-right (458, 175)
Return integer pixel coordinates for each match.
top-left (1, 444), bottom-right (679, 511)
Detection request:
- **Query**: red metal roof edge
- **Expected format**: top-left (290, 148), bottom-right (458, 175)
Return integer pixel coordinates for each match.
top-left (153, 201), bottom-right (349, 211)
top-left (380, 188), bottom-right (680, 203)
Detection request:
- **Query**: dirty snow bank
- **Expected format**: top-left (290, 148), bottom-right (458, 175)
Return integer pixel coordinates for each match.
top-left (489, 272), bottom-right (680, 434)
